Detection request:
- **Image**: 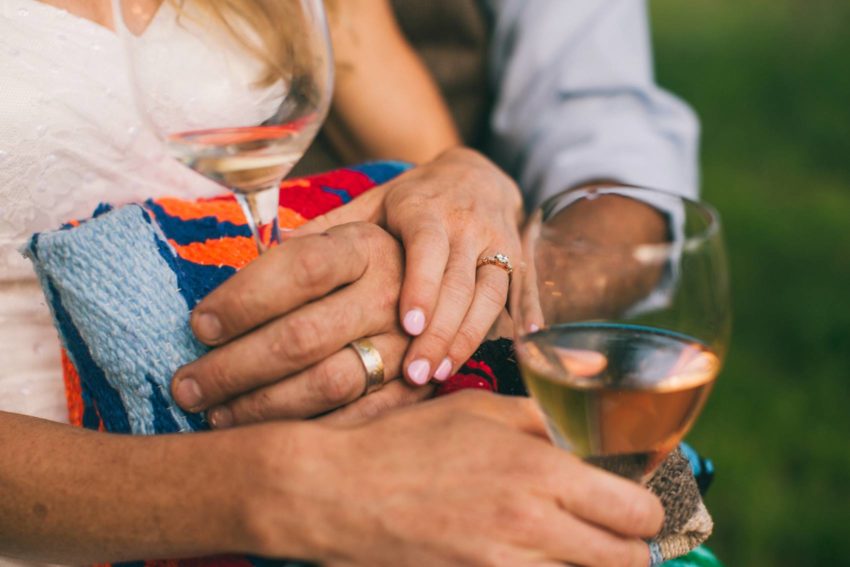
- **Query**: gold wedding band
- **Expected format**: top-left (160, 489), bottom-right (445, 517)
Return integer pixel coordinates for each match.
top-left (349, 338), bottom-right (385, 397)
top-left (477, 253), bottom-right (514, 282)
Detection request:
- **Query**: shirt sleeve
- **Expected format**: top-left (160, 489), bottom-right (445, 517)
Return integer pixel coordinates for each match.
top-left (486, 0), bottom-right (700, 208)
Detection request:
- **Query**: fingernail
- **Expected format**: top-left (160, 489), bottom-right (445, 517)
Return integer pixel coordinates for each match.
top-left (194, 311), bottom-right (222, 342)
top-left (175, 377), bottom-right (203, 410)
top-left (208, 406), bottom-right (233, 429)
top-left (402, 308), bottom-right (426, 336)
top-left (529, 323), bottom-right (540, 333)
top-left (434, 358), bottom-right (453, 381)
top-left (407, 359), bottom-right (431, 385)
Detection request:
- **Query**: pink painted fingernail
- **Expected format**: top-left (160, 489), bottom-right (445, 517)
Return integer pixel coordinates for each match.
top-left (208, 406), bottom-right (233, 429)
top-left (175, 377), bottom-right (203, 410)
top-left (402, 308), bottom-right (426, 336)
top-left (407, 359), bottom-right (431, 385)
top-left (434, 358), bottom-right (453, 381)
top-left (194, 311), bottom-right (222, 342)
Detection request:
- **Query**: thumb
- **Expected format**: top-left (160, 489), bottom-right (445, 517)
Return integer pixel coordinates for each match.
top-left (284, 185), bottom-right (388, 239)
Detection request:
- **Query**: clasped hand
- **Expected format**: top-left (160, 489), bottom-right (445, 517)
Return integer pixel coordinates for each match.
top-left (173, 148), bottom-right (522, 425)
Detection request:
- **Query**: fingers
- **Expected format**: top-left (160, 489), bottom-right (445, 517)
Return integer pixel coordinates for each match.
top-left (207, 332), bottom-right (409, 426)
top-left (173, 272), bottom-right (394, 412)
top-left (550, 459), bottom-right (665, 539)
top-left (528, 501), bottom-right (653, 567)
top-left (512, 241), bottom-right (545, 334)
top-left (445, 261), bottom-right (512, 372)
top-left (402, 244), bottom-right (475, 385)
top-left (554, 347), bottom-right (608, 377)
top-left (320, 378), bottom-right (435, 427)
top-left (396, 219), bottom-right (451, 341)
top-left (191, 225), bottom-right (368, 346)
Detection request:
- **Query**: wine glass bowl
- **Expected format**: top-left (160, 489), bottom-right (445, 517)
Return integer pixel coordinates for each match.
top-left (112, 0), bottom-right (334, 253)
top-left (511, 186), bottom-right (730, 481)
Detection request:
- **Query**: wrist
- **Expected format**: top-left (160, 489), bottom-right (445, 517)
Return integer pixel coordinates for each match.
top-left (235, 421), bottom-right (345, 561)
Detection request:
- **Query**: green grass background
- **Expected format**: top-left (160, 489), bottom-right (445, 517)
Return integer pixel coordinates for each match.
top-left (650, 2), bottom-right (850, 565)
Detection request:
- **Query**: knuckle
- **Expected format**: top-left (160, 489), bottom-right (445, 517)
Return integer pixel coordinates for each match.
top-left (443, 390), bottom-right (494, 417)
top-left (442, 272), bottom-right (475, 300)
top-left (273, 315), bottom-right (322, 361)
top-left (358, 220), bottom-right (387, 239)
top-left (620, 495), bottom-right (654, 534)
top-left (313, 364), bottom-right (360, 407)
top-left (377, 242), bottom-right (404, 277)
top-left (235, 390), bottom-right (275, 423)
top-left (293, 246), bottom-right (333, 290)
top-left (408, 222), bottom-right (449, 249)
top-left (376, 284), bottom-right (400, 316)
top-left (393, 195), bottom-right (428, 218)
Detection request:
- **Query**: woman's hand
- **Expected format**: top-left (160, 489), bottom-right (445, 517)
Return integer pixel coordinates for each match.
top-left (172, 222), bottom-right (432, 427)
top-left (248, 391), bottom-right (663, 566)
top-left (288, 147), bottom-right (523, 386)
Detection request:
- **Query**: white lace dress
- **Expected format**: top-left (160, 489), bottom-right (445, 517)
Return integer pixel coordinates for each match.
top-left (0, 0), bottom-right (277, 426)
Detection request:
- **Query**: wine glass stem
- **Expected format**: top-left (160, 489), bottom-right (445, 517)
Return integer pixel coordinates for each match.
top-left (235, 186), bottom-right (281, 255)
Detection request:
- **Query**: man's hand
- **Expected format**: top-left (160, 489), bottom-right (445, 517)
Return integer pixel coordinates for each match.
top-left (249, 391), bottom-right (663, 566)
top-left (171, 222), bottom-right (431, 427)
top-left (288, 147), bottom-right (524, 387)
top-left (533, 191), bottom-right (669, 323)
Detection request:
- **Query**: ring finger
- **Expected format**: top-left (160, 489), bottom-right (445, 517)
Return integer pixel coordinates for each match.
top-left (207, 332), bottom-right (408, 426)
top-left (445, 250), bottom-right (513, 373)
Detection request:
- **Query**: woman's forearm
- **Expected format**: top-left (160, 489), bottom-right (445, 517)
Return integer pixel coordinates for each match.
top-left (324, 0), bottom-right (460, 164)
top-left (0, 411), bottom-right (308, 564)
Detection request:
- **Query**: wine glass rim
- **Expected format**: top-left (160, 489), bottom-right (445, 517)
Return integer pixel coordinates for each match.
top-left (539, 185), bottom-right (722, 252)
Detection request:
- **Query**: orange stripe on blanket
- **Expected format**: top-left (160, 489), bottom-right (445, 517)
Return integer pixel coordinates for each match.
top-left (280, 178), bottom-right (311, 191)
top-left (279, 206), bottom-right (308, 230)
top-left (170, 236), bottom-right (258, 269)
top-left (156, 197), bottom-right (308, 231)
top-left (155, 197), bottom-right (247, 224)
top-left (61, 349), bottom-right (84, 427)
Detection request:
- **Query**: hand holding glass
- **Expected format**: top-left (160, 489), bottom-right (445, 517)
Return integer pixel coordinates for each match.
top-left (511, 187), bottom-right (730, 481)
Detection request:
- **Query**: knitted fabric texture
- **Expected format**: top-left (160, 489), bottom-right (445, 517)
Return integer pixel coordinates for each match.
top-left (25, 162), bottom-right (718, 567)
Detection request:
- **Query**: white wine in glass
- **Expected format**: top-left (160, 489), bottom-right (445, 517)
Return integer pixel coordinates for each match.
top-left (113, 0), bottom-right (334, 253)
top-left (512, 187), bottom-right (730, 482)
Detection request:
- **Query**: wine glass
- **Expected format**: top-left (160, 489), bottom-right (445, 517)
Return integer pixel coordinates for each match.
top-left (112, 0), bottom-right (333, 253)
top-left (510, 186), bottom-right (730, 482)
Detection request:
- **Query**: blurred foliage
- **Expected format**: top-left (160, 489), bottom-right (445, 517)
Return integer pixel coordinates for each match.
top-left (650, 1), bottom-right (850, 565)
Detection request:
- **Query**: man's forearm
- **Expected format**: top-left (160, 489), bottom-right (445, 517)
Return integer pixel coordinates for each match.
top-left (0, 412), bottom-right (304, 563)
top-left (542, 191), bottom-right (668, 320)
